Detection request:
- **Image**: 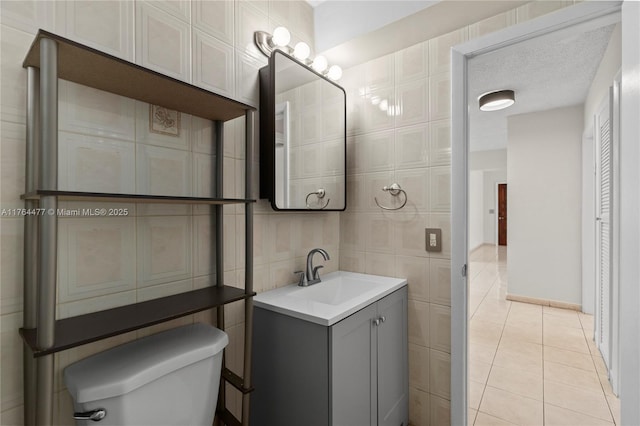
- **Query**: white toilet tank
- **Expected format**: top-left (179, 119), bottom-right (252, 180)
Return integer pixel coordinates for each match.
top-left (64, 323), bottom-right (228, 426)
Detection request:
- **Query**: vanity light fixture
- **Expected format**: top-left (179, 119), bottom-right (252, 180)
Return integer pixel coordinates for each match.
top-left (254, 28), bottom-right (343, 81)
top-left (478, 89), bottom-right (515, 111)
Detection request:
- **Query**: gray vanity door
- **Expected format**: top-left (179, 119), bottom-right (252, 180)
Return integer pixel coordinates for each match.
top-left (376, 288), bottom-right (409, 426)
top-left (330, 303), bottom-right (378, 426)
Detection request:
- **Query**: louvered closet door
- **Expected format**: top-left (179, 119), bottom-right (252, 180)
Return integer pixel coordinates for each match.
top-left (595, 91), bottom-right (613, 369)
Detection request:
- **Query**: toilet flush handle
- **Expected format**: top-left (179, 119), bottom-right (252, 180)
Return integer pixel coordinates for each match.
top-left (73, 408), bottom-right (106, 422)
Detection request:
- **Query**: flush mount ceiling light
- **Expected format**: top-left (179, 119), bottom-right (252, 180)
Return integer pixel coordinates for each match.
top-left (478, 90), bottom-right (515, 111)
top-left (254, 28), bottom-right (343, 81)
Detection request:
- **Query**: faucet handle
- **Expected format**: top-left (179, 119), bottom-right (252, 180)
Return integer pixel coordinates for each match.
top-left (312, 265), bottom-right (324, 280)
top-left (294, 270), bottom-right (306, 286)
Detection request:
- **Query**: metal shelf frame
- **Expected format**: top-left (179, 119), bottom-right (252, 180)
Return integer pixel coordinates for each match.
top-left (21, 31), bottom-right (256, 426)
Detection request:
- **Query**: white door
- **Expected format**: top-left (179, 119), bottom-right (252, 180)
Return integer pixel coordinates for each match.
top-left (595, 90), bottom-right (613, 369)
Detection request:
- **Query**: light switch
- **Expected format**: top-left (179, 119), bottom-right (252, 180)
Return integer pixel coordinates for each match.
top-left (425, 228), bottom-right (442, 252)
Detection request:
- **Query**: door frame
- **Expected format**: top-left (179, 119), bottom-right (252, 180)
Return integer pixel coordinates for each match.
top-left (450, 3), bottom-right (624, 425)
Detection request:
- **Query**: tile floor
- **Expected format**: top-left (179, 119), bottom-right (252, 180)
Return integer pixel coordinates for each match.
top-left (467, 244), bottom-right (620, 426)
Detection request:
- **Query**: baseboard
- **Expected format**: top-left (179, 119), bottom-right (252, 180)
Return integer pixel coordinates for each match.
top-left (506, 293), bottom-right (582, 311)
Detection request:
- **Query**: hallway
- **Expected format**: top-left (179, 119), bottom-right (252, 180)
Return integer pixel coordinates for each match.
top-left (467, 245), bottom-right (620, 425)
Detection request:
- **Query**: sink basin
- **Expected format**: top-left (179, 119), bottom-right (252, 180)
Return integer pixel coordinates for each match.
top-left (253, 271), bottom-right (407, 326)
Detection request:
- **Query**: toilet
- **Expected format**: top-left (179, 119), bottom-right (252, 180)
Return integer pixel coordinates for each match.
top-left (64, 323), bottom-right (228, 425)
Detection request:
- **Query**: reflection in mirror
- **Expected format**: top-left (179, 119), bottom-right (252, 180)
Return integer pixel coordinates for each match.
top-left (260, 50), bottom-right (346, 211)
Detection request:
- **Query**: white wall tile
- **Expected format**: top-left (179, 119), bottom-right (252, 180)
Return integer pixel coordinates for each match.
top-left (58, 217), bottom-right (136, 302)
top-left (362, 87), bottom-right (395, 132)
top-left (516, 1), bottom-right (573, 23)
top-left (364, 213), bottom-right (395, 254)
top-left (63, 0), bottom-right (134, 61)
top-left (396, 255), bottom-right (429, 303)
top-left (468, 10), bottom-right (516, 39)
top-left (395, 41), bottom-right (429, 84)
top-left (193, 152), bottom-right (215, 197)
top-left (224, 214), bottom-right (236, 271)
top-left (365, 54), bottom-right (394, 90)
top-left (396, 79), bottom-right (429, 127)
top-left (193, 29), bottom-right (234, 97)
top-left (136, 2), bottom-right (191, 82)
top-left (430, 349), bottom-right (451, 399)
top-left (430, 303), bottom-right (451, 353)
top-left (235, 1), bottom-right (268, 59)
top-left (136, 144), bottom-right (192, 196)
top-left (429, 119), bottom-right (451, 166)
top-left (364, 251), bottom-right (395, 276)
top-left (409, 343), bottom-right (430, 392)
top-left (429, 258), bottom-right (451, 306)
top-left (191, 116), bottom-right (215, 155)
top-left (193, 214), bottom-right (215, 277)
top-left (58, 131), bottom-right (135, 194)
top-left (235, 50), bottom-right (266, 107)
top-left (57, 290), bottom-right (135, 319)
top-left (0, 219), bottom-right (23, 315)
top-left (1, 122), bottom-right (25, 209)
top-left (60, 80), bottom-right (136, 141)
top-left (135, 101), bottom-right (191, 150)
top-left (145, 0), bottom-right (191, 23)
top-left (0, 0), bottom-right (55, 34)
top-left (395, 124), bottom-right (429, 170)
top-left (1, 25), bottom-right (36, 124)
top-left (193, 0), bottom-right (234, 44)
top-left (428, 27), bottom-right (467, 75)
top-left (394, 214), bottom-right (429, 258)
top-left (1, 313), bottom-right (23, 412)
top-left (430, 166), bottom-right (451, 212)
top-left (137, 216), bottom-right (192, 287)
top-left (429, 72), bottom-right (451, 121)
top-left (408, 299), bottom-right (430, 347)
top-left (363, 130), bottom-right (395, 172)
top-left (137, 278), bottom-right (193, 302)
top-left (268, 215), bottom-right (295, 262)
top-left (396, 168), bottom-right (430, 212)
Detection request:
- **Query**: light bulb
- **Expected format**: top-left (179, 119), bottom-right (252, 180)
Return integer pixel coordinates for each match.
top-left (312, 55), bottom-right (328, 73)
top-left (327, 65), bottom-right (342, 81)
top-left (293, 42), bottom-right (310, 61)
top-left (271, 26), bottom-right (290, 47)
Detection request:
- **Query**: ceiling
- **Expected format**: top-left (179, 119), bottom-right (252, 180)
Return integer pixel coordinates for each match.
top-left (468, 23), bottom-right (616, 152)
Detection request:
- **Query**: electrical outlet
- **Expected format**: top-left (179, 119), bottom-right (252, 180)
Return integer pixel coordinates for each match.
top-left (425, 228), bottom-right (442, 252)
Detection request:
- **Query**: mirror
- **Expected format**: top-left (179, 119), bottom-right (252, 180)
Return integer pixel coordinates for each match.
top-left (259, 50), bottom-right (346, 211)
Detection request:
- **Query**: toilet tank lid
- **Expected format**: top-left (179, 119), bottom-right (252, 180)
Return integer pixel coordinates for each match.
top-left (63, 323), bottom-right (228, 403)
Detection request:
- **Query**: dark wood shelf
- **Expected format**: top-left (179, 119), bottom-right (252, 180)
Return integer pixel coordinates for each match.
top-left (20, 285), bottom-right (255, 357)
top-left (22, 190), bottom-right (255, 205)
top-left (23, 30), bottom-right (255, 122)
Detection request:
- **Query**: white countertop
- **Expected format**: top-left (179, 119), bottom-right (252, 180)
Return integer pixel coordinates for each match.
top-left (253, 271), bottom-right (407, 326)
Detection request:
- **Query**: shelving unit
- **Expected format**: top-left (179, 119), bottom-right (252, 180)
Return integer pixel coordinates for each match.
top-left (20, 30), bottom-right (256, 426)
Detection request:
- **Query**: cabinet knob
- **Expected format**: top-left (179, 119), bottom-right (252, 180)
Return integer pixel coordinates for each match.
top-left (372, 318), bottom-right (381, 326)
top-left (379, 315), bottom-right (386, 323)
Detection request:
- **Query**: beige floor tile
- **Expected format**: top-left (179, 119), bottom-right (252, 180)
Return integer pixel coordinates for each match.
top-left (493, 347), bottom-right (543, 373)
top-left (479, 386), bottom-right (543, 425)
top-left (544, 312), bottom-right (583, 329)
top-left (544, 323), bottom-right (586, 339)
top-left (543, 345), bottom-right (596, 372)
top-left (501, 324), bottom-right (542, 344)
top-left (487, 364), bottom-right (543, 401)
top-left (468, 380), bottom-right (484, 410)
top-left (544, 360), bottom-right (602, 392)
top-left (469, 359), bottom-right (492, 384)
top-left (544, 380), bottom-right (614, 422)
top-left (469, 341), bottom-right (498, 365)
top-left (579, 313), bottom-right (595, 331)
top-left (606, 394), bottom-right (621, 425)
top-left (498, 338), bottom-right (543, 358)
top-left (544, 403), bottom-right (614, 425)
top-left (543, 332), bottom-right (591, 354)
top-left (544, 305), bottom-right (580, 318)
top-left (593, 354), bottom-right (608, 375)
top-left (469, 319), bottom-right (504, 342)
top-left (474, 411), bottom-right (516, 426)
top-left (598, 372), bottom-right (615, 396)
top-left (468, 408), bottom-right (478, 425)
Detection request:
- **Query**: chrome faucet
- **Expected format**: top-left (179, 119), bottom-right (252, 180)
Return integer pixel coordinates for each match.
top-left (295, 248), bottom-right (330, 286)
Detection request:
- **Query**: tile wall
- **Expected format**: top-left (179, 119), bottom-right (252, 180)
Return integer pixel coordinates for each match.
top-left (0, 1), bottom-right (576, 425)
top-left (0, 1), bottom-right (340, 424)
top-left (337, 2), bottom-right (575, 425)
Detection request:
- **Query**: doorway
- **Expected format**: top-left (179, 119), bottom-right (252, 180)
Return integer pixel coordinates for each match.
top-left (449, 2), bottom-right (633, 425)
top-left (497, 183), bottom-right (507, 246)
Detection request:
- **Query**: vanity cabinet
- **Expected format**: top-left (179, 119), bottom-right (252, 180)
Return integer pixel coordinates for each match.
top-left (251, 287), bottom-right (408, 426)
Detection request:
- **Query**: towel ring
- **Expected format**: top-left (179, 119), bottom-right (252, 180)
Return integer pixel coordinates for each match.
top-left (374, 183), bottom-right (408, 211)
top-left (306, 188), bottom-right (330, 209)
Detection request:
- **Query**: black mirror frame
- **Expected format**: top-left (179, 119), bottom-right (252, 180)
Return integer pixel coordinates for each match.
top-left (259, 49), bottom-right (347, 212)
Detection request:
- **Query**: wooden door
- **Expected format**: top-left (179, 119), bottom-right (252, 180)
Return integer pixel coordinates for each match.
top-left (498, 184), bottom-right (507, 246)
